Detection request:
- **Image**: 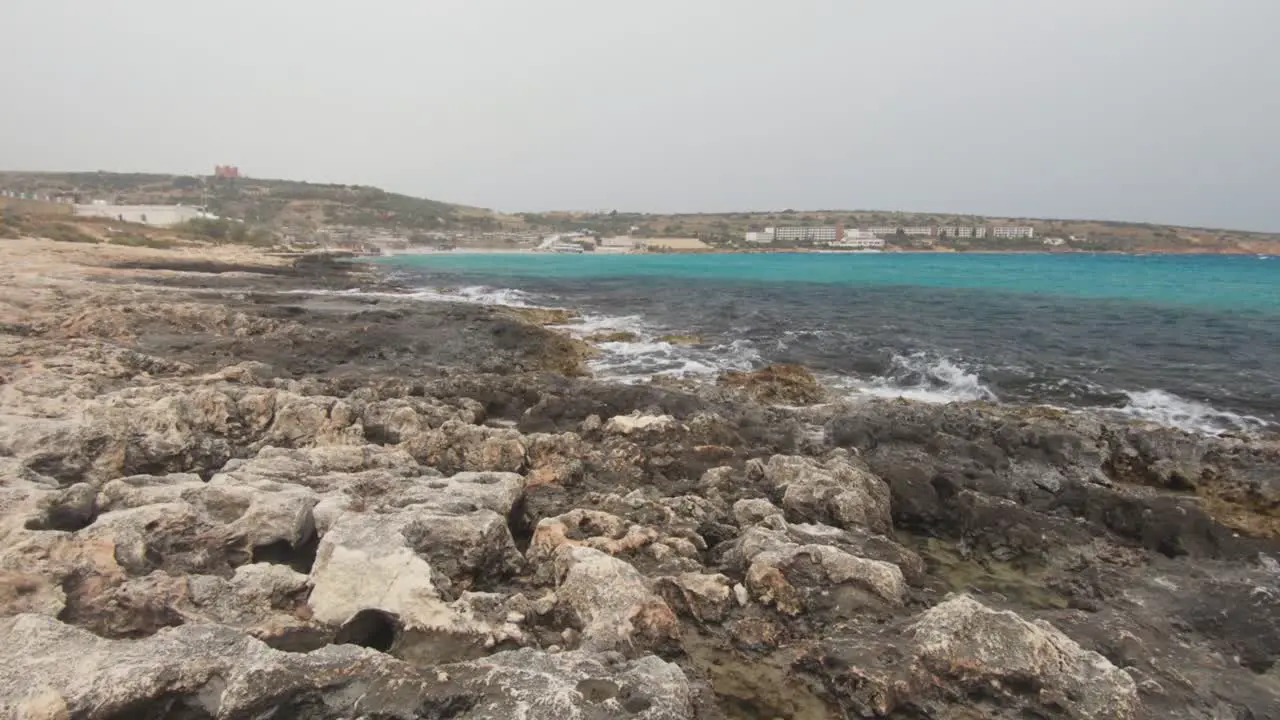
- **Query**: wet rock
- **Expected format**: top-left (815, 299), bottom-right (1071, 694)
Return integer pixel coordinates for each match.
top-left (718, 363), bottom-right (826, 405)
top-left (586, 330), bottom-right (640, 343)
top-left (658, 334), bottom-right (702, 345)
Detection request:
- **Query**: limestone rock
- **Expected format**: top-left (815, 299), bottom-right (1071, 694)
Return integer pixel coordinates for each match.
top-left (747, 543), bottom-right (905, 615)
top-left (553, 545), bottom-right (679, 654)
top-left (525, 431), bottom-right (588, 487)
top-left (460, 647), bottom-right (696, 719)
top-left (910, 595), bottom-right (1141, 720)
top-left (0, 613), bottom-right (423, 719)
top-left (0, 614), bottom-right (698, 719)
top-left (24, 482), bottom-right (97, 531)
top-left (605, 412), bottom-right (679, 436)
top-left (655, 572), bottom-right (735, 622)
top-left (400, 420), bottom-right (527, 474)
top-left (729, 522), bottom-right (906, 616)
top-left (752, 453), bottom-right (893, 535)
top-left (185, 563), bottom-right (322, 650)
top-left (733, 498), bottom-right (783, 527)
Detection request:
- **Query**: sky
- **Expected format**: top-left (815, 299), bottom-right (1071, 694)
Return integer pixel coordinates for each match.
top-left (2, 1), bottom-right (1278, 230)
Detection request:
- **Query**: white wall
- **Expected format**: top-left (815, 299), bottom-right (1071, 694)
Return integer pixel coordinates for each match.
top-left (73, 204), bottom-right (203, 227)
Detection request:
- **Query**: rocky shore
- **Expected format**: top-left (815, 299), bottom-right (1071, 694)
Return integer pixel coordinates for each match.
top-left (1, 238), bottom-right (1278, 719)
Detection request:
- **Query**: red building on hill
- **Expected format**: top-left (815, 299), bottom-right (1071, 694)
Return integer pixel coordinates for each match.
top-left (214, 165), bottom-right (241, 179)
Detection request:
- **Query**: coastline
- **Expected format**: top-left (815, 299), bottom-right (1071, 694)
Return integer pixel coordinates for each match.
top-left (388, 246), bottom-right (1272, 257)
top-left (1, 238), bottom-right (1279, 717)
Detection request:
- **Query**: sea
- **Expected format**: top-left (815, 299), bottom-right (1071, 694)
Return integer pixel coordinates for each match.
top-left (371, 252), bottom-right (1280, 436)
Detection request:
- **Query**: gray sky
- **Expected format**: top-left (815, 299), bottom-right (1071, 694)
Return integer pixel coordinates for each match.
top-left (3, 1), bottom-right (1278, 230)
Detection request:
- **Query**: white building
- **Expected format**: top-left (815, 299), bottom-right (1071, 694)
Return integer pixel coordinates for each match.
top-left (991, 226), bottom-right (1036, 239)
top-left (600, 236), bottom-right (638, 248)
top-left (744, 229), bottom-right (775, 243)
top-left (73, 204), bottom-right (205, 227)
top-left (773, 226), bottom-right (840, 244)
top-left (866, 226), bottom-right (933, 237)
top-left (938, 226), bottom-right (977, 239)
top-left (598, 236), bottom-right (639, 254)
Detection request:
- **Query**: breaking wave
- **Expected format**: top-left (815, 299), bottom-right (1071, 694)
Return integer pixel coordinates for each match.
top-left (555, 313), bottom-right (762, 382)
top-left (326, 266), bottom-right (1280, 438)
top-left (1114, 389), bottom-right (1270, 436)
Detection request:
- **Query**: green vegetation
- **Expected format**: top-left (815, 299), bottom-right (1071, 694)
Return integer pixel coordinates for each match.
top-left (0, 212), bottom-right (98, 243)
top-left (2, 171), bottom-right (1276, 253)
top-left (175, 218), bottom-right (274, 246)
top-left (108, 233), bottom-right (177, 249)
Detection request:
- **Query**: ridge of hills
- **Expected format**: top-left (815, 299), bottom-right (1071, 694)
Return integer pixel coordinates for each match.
top-left (1, 170), bottom-right (1278, 253)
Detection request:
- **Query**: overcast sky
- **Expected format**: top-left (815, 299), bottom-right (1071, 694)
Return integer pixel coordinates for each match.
top-left (3, 1), bottom-right (1277, 230)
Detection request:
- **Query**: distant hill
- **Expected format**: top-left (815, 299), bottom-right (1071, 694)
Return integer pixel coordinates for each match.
top-left (0, 171), bottom-right (509, 235)
top-left (520, 210), bottom-right (1280, 254)
top-left (2, 171), bottom-right (1277, 253)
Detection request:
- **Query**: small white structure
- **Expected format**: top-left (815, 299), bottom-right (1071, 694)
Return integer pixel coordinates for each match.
top-left (73, 204), bottom-right (205, 227)
top-left (600, 236), bottom-right (638, 249)
top-left (830, 230), bottom-right (885, 249)
top-left (546, 241), bottom-right (585, 254)
top-left (1043, 237), bottom-right (1066, 246)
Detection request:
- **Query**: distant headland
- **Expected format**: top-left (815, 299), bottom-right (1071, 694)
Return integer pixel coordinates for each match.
top-left (2, 169), bottom-right (1276, 255)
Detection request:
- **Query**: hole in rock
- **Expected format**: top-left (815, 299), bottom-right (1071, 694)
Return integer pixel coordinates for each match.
top-left (260, 627), bottom-right (331, 654)
top-left (251, 533), bottom-right (319, 574)
top-left (334, 609), bottom-right (399, 653)
top-left (24, 454), bottom-right (89, 488)
top-left (576, 678), bottom-right (620, 704)
top-left (100, 693), bottom-right (216, 720)
top-left (507, 497), bottom-right (534, 554)
top-left (24, 506), bottom-right (97, 532)
top-left (362, 423), bottom-right (399, 446)
top-left (414, 695), bottom-right (479, 718)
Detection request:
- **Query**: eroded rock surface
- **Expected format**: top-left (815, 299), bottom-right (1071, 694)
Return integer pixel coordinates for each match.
top-left (2, 240), bottom-right (1279, 719)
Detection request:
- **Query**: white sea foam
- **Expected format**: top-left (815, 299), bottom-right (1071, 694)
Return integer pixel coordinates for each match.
top-left (291, 284), bottom-right (1274, 437)
top-left (408, 285), bottom-right (540, 307)
top-left (283, 284), bottom-right (545, 308)
top-left (845, 353), bottom-right (998, 404)
top-left (585, 336), bottom-right (760, 383)
top-left (1114, 389), bottom-right (1270, 436)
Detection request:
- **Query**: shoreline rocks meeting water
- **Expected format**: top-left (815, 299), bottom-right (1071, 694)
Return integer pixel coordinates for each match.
top-left (1, 238), bottom-right (1278, 719)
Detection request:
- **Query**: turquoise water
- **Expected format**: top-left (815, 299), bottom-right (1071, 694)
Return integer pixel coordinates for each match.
top-left (377, 253), bottom-right (1280, 313)
top-left (376, 252), bottom-right (1280, 434)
